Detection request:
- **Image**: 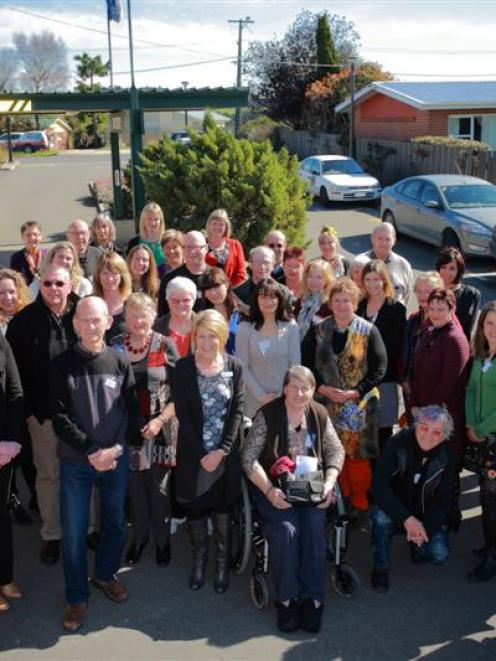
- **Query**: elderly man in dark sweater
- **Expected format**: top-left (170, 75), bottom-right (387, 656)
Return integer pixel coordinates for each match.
top-left (52, 296), bottom-right (142, 632)
top-left (370, 405), bottom-right (456, 593)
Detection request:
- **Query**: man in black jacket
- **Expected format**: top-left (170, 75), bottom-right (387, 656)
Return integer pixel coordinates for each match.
top-left (370, 405), bottom-right (456, 592)
top-left (52, 296), bottom-right (141, 632)
top-left (6, 265), bottom-right (78, 565)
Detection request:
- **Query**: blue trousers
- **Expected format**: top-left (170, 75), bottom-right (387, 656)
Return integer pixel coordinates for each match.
top-left (60, 452), bottom-right (128, 605)
top-left (253, 489), bottom-right (326, 603)
top-left (371, 505), bottom-right (449, 571)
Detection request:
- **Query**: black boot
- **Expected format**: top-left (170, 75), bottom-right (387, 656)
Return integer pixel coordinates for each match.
top-left (188, 518), bottom-right (208, 591)
top-left (213, 512), bottom-right (231, 594)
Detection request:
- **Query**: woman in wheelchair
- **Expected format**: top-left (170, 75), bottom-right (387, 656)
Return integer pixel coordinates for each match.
top-left (241, 365), bottom-right (344, 634)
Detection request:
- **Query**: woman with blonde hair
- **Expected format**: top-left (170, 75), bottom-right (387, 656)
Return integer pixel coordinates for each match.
top-left (0, 269), bottom-right (31, 335)
top-left (318, 226), bottom-right (349, 277)
top-left (29, 242), bottom-right (92, 300)
top-left (173, 309), bottom-right (245, 593)
top-left (357, 260), bottom-right (407, 449)
top-left (205, 208), bottom-right (246, 287)
top-left (294, 259), bottom-right (333, 343)
top-left (93, 252), bottom-right (132, 342)
top-left (127, 202), bottom-right (166, 277)
top-left (127, 244), bottom-right (159, 300)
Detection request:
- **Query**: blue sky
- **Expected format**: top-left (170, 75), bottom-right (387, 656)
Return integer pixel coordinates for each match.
top-left (1, 0), bottom-right (496, 89)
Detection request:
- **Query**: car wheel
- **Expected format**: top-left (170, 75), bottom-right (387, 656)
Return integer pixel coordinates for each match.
top-left (23, 145), bottom-right (34, 153)
top-left (319, 186), bottom-right (330, 207)
top-left (383, 211), bottom-right (399, 234)
top-left (441, 229), bottom-right (461, 251)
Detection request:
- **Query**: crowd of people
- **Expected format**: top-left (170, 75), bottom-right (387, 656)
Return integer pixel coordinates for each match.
top-left (0, 205), bottom-right (495, 637)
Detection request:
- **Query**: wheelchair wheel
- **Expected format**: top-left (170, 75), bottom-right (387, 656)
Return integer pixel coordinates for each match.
top-left (331, 564), bottom-right (361, 598)
top-left (232, 476), bottom-right (252, 575)
top-left (251, 573), bottom-right (270, 610)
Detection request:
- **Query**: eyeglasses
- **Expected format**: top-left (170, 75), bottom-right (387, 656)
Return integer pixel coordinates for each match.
top-left (258, 292), bottom-right (278, 300)
top-left (42, 280), bottom-right (66, 288)
top-left (268, 243), bottom-right (284, 249)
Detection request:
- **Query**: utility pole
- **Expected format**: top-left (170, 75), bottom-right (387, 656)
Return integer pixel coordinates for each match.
top-left (228, 16), bottom-right (253, 137)
top-left (349, 59), bottom-right (356, 159)
top-left (181, 81), bottom-right (189, 128)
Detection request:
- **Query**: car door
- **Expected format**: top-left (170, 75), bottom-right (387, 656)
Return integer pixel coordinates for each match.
top-left (300, 158), bottom-right (313, 191)
top-left (309, 159), bottom-right (322, 195)
top-left (416, 182), bottom-right (445, 243)
top-left (396, 179), bottom-right (424, 237)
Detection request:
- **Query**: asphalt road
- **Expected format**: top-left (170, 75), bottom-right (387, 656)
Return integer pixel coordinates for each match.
top-left (0, 154), bottom-right (495, 660)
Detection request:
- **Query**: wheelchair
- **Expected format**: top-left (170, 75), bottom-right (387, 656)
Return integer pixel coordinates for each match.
top-left (231, 475), bottom-right (361, 610)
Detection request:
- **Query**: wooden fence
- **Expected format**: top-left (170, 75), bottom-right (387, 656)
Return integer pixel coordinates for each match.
top-left (355, 137), bottom-right (496, 186)
top-left (277, 127), bottom-right (343, 159)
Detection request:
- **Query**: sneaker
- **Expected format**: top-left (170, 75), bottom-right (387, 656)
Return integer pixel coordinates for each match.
top-left (276, 600), bottom-right (300, 633)
top-left (9, 495), bottom-right (32, 526)
top-left (40, 540), bottom-right (60, 565)
top-left (300, 599), bottom-right (324, 633)
top-left (468, 557), bottom-right (496, 583)
top-left (371, 567), bottom-right (389, 593)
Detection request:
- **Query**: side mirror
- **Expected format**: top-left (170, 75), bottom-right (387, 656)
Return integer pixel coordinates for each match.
top-left (424, 200), bottom-right (441, 210)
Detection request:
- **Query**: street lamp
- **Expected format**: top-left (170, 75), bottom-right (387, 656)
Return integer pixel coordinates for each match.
top-left (181, 81), bottom-right (189, 128)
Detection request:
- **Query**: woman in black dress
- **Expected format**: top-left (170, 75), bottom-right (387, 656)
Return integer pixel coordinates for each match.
top-left (173, 310), bottom-right (245, 593)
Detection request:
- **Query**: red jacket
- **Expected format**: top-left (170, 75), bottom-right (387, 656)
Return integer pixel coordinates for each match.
top-left (206, 237), bottom-right (246, 287)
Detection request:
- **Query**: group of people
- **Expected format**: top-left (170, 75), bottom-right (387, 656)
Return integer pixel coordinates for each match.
top-left (0, 203), bottom-right (494, 637)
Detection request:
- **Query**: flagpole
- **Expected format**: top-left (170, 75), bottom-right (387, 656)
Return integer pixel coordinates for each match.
top-left (126, 0), bottom-right (136, 89)
top-left (107, 11), bottom-right (114, 88)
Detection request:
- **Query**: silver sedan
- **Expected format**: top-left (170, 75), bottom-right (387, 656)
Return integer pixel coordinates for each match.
top-left (380, 174), bottom-right (496, 258)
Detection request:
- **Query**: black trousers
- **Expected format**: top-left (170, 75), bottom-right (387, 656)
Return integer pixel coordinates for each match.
top-left (480, 476), bottom-right (496, 559)
top-left (0, 464), bottom-right (14, 586)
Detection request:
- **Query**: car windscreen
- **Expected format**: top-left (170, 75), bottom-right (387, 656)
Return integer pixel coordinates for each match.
top-left (321, 159), bottom-right (363, 175)
top-left (441, 184), bottom-right (496, 208)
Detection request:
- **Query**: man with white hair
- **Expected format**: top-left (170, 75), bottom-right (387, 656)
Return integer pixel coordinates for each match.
top-left (52, 296), bottom-right (141, 632)
top-left (233, 246), bottom-right (276, 316)
top-left (359, 223), bottom-right (413, 305)
top-left (158, 230), bottom-right (211, 317)
top-left (67, 219), bottom-right (102, 280)
top-left (264, 229), bottom-right (287, 283)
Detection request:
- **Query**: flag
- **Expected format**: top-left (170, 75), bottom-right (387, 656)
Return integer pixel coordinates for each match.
top-left (107, 0), bottom-right (122, 23)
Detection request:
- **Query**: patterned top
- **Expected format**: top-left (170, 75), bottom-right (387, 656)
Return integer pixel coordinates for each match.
top-left (197, 369), bottom-right (232, 452)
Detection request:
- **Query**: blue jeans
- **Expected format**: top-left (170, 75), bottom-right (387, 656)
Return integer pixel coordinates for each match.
top-left (60, 452), bottom-right (128, 605)
top-left (253, 489), bottom-right (326, 603)
top-left (370, 505), bottom-right (449, 571)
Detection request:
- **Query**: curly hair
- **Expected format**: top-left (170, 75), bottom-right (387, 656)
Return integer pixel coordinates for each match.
top-left (0, 268), bottom-right (32, 315)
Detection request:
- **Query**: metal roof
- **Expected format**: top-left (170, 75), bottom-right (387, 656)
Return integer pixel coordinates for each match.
top-left (336, 81), bottom-right (496, 112)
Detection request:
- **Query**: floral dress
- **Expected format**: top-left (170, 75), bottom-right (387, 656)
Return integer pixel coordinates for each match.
top-left (197, 370), bottom-right (232, 452)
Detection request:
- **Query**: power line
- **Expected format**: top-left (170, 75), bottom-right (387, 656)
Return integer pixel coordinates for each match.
top-left (113, 56), bottom-right (233, 75)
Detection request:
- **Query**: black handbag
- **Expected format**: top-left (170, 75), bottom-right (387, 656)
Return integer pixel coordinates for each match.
top-left (279, 470), bottom-right (325, 506)
top-left (463, 434), bottom-right (496, 475)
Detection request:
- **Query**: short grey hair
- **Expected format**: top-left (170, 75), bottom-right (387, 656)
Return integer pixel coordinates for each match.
top-left (40, 263), bottom-right (71, 281)
top-left (125, 292), bottom-right (157, 323)
top-left (372, 222), bottom-right (396, 239)
top-left (166, 276), bottom-right (197, 300)
top-left (249, 246), bottom-right (274, 263)
top-left (412, 405), bottom-right (454, 440)
top-left (283, 365), bottom-right (316, 389)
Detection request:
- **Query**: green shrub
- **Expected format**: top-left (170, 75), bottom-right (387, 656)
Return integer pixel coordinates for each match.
top-left (138, 117), bottom-right (308, 249)
top-left (411, 136), bottom-right (490, 151)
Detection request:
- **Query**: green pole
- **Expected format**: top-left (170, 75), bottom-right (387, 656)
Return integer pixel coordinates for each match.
top-left (110, 130), bottom-right (124, 219)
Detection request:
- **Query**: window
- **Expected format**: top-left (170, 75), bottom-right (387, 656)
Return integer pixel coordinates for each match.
top-left (420, 183), bottom-right (441, 205)
top-left (400, 179), bottom-right (423, 201)
top-left (448, 115), bottom-right (483, 142)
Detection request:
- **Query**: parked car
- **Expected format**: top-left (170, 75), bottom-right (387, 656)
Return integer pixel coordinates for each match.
top-left (169, 130), bottom-right (191, 145)
top-left (381, 174), bottom-right (496, 258)
top-left (0, 132), bottom-right (23, 149)
top-left (13, 131), bottom-right (49, 153)
top-left (299, 155), bottom-right (381, 205)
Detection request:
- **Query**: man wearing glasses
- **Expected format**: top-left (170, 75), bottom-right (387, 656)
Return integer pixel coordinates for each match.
top-left (7, 266), bottom-right (79, 565)
top-left (158, 230), bottom-right (211, 317)
top-left (265, 230), bottom-right (287, 284)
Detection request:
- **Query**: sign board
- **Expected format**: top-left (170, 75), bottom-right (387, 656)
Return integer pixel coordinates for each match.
top-left (0, 99), bottom-right (32, 113)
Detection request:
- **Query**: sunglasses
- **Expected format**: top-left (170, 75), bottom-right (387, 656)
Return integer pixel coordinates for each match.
top-left (268, 243), bottom-right (284, 248)
top-left (42, 280), bottom-right (66, 288)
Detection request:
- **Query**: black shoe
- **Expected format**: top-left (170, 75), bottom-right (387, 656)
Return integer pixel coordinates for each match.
top-left (125, 539), bottom-right (148, 565)
top-left (87, 532), bottom-right (100, 552)
top-left (40, 539), bottom-right (60, 565)
top-left (276, 600), bottom-right (300, 633)
top-left (410, 545), bottom-right (429, 565)
top-left (156, 545), bottom-right (171, 566)
top-left (28, 494), bottom-right (39, 513)
top-left (371, 568), bottom-right (389, 593)
top-left (472, 546), bottom-right (488, 559)
top-left (9, 494), bottom-right (33, 526)
top-left (300, 599), bottom-right (324, 634)
top-left (468, 557), bottom-right (496, 582)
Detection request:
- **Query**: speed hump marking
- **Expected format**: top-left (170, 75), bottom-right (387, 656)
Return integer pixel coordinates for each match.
top-left (0, 100), bottom-right (33, 113)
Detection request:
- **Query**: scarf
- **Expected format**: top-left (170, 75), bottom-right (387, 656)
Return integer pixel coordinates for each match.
top-left (297, 293), bottom-right (323, 340)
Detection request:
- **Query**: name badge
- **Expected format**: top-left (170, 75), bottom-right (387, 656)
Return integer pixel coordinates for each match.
top-left (105, 377), bottom-right (117, 389)
top-left (221, 371), bottom-right (233, 378)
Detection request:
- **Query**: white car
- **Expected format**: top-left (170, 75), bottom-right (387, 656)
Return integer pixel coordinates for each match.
top-left (299, 155), bottom-right (381, 205)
